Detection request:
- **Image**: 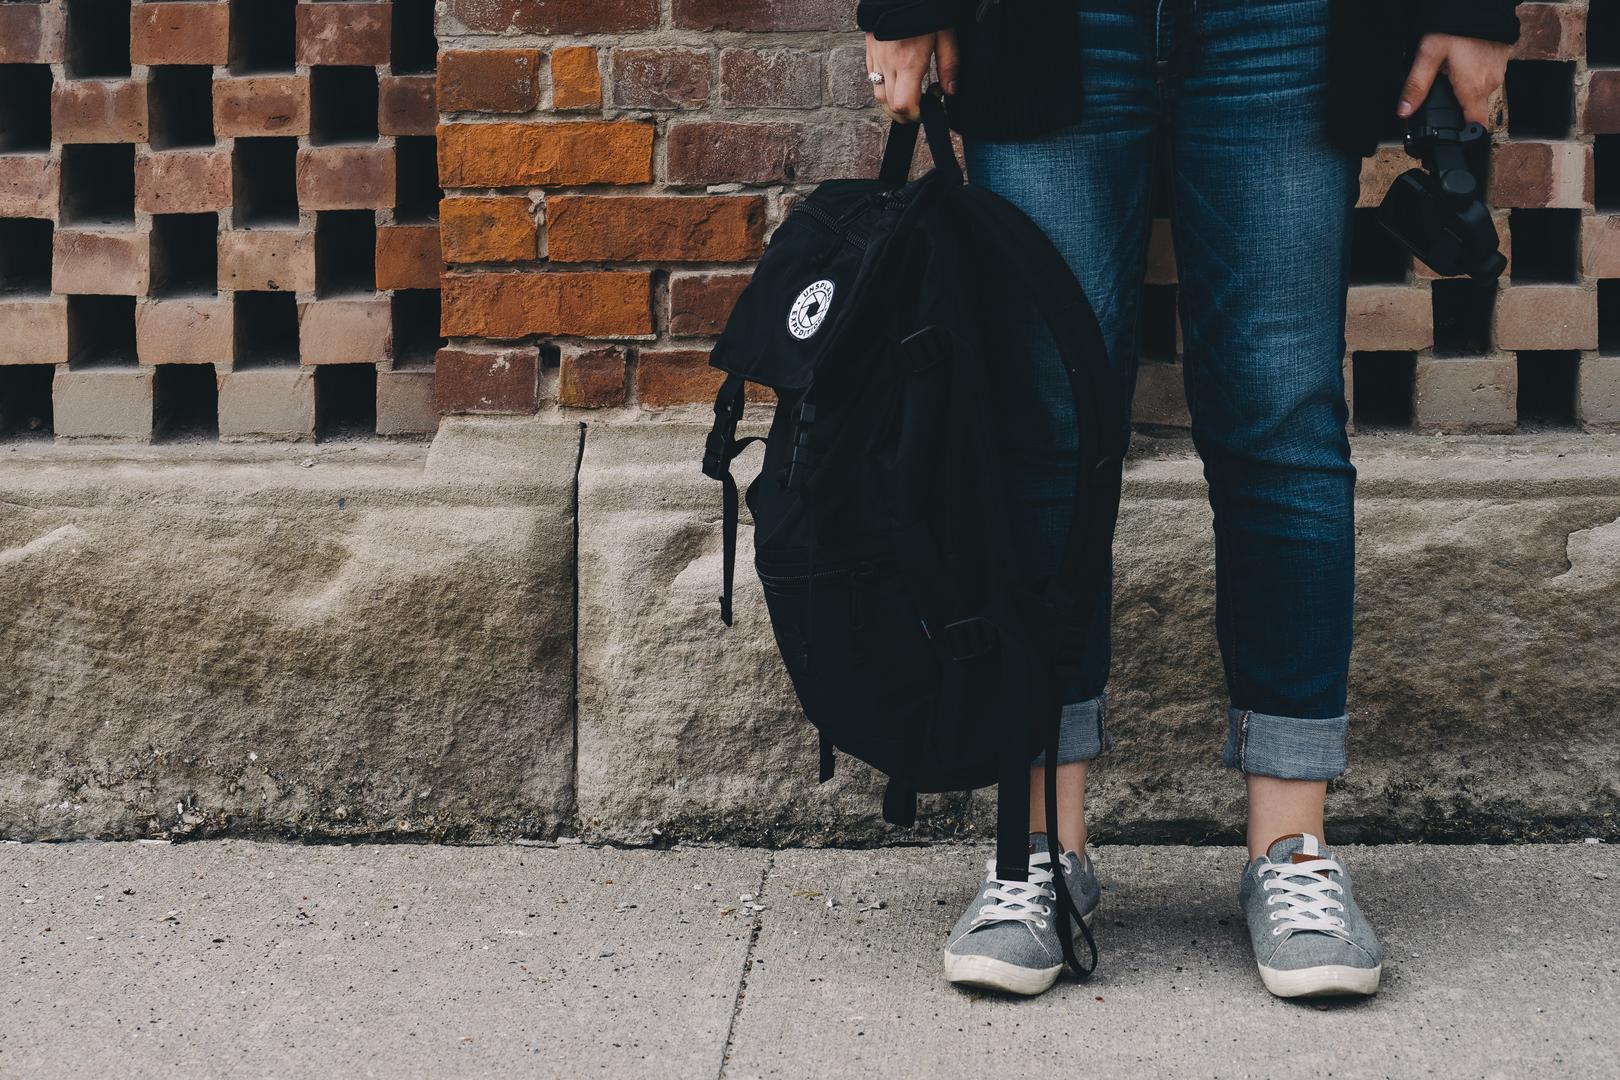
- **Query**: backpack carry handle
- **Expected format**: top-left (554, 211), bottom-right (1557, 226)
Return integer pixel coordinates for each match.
top-left (879, 87), bottom-right (963, 188)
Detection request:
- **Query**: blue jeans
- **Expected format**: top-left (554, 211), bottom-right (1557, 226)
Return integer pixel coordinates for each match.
top-left (973, 0), bottom-right (1360, 780)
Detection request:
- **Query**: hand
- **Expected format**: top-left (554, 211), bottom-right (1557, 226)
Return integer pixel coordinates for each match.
top-left (1398, 33), bottom-right (1511, 127)
top-left (865, 30), bottom-right (959, 123)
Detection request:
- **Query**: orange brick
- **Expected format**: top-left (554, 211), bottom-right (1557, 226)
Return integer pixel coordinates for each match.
top-left (559, 346), bottom-right (627, 408)
top-left (376, 225), bottom-right (444, 290)
top-left (551, 46), bottom-right (602, 110)
top-left (635, 348), bottom-right (722, 407)
top-left (440, 197), bottom-right (538, 263)
top-left (131, 2), bottom-right (230, 65)
top-left (441, 272), bottom-right (653, 339)
top-left (437, 49), bottom-right (541, 113)
top-left (437, 121), bottom-right (653, 188)
top-left (547, 196), bottom-right (766, 263)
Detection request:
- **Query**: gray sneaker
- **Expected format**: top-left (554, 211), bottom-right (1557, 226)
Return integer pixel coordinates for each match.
top-left (942, 833), bottom-right (1100, 996)
top-left (1239, 833), bottom-right (1382, 998)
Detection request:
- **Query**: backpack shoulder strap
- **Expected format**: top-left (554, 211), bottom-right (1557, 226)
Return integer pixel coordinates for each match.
top-left (702, 374), bottom-right (764, 626)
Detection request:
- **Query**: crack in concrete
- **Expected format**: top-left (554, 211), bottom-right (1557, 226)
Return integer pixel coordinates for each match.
top-left (717, 851), bottom-right (774, 1080)
top-left (569, 421), bottom-right (588, 834)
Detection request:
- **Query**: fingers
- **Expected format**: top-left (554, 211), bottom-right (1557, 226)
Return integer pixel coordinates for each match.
top-left (936, 28), bottom-right (961, 97)
top-left (866, 32), bottom-right (934, 123)
top-left (887, 67), bottom-right (924, 123)
top-left (1397, 37), bottom-right (1444, 119)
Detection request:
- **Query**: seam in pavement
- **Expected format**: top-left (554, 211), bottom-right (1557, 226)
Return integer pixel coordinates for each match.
top-left (717, 851), bottom-right (775, 1080)
top-left (568, 421), bottom-right (587, 833)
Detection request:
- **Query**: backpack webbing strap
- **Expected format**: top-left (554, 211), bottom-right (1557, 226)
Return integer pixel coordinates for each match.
top-left (1044, 700), bottom-right (1098, 979)
top-left (702, 374), bottom-right (763, 626)
top-left (819, 732), bottom-right (836, 783)
top-left (882, 779), bottom-right (917, 826)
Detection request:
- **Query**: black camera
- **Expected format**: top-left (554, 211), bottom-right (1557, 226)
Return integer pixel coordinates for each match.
top-left (1377, 74), bottom-right (1507, 281)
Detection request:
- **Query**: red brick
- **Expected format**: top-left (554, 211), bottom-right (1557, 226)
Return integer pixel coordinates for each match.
top-left (53, 230), bottom-right (151, 296)
top-left (437, 49), bottom-right (541, 113)
top-left (215, 76), bottom-right (311, 137)
top-left (1496, 286), bottom-right (1596, 351)
top-left (670, 273), bottom-right (751, 337)
top-left (1513, 3), bottom-right (1584, 61)
top-left (296, 145), bottom-right (396, 210)
top-left (0, 299), bottom-right (68, 365)
top-left (219, 228), bottom-right (316, 292)
top-left (376, 225), bottom-right (443, 290)
top-left (559, 346), bottom-right (627, 408)
top-left (1346, 286), bottom-right (1433, 352)
top-left (1583, 70), bottom-right (1620, 135)
top-left (136, 297), bottom-right (233, 366)
top-left (551, 46), bottom-right (601, 111)
top-left (438, 121), bottom-right (654, 187)
top-left (1488, 141), bottom-right (1590, 208)
top-left (51, 79), bottom-right (148, 143)
top-left (611, 48), bottom-right (712, 110)
top-left (0, 1), bottom-right (64, 64)
top-left (137, 149), bottom-right (232, 215)
top-left (1583, 215), bottom-right (1620, 279)
top-left (440, 196), bottom-right (537, 263)
top-left (441, 272), bottom-right (653, 339)
top-left (444, 0), bottom-right (657, 34)
top-left (719, 48), bottom-right (822, 109)
top-left (433, 345), bottom-right (540, 414)
top-left (547, 196), bottom-right (766, 263)
top-left (1358, 146), bottom-right (1414, 209)
top-left (0, 156), bottom-right (59, 219)
top-left (827, 45), bottom-right (872, 109)
top-left (635, 348), bottom-right (722, 407)
top-left (131, 2), bottom-right (231, 65)
top-left (379, 75), bottom-right (438, 136)
top-left (665, 120), bottom-right (883, 184)
top-left (298, 298), bottom-right (392, 364)
top-left (296, 1), bottom-right (392, 66)
top-left (672, 0), bottom-right (855, 31)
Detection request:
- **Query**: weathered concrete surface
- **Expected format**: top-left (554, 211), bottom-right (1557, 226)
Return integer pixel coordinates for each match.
top-left (3, 840), bottom-right (1615, 1079)
top-left (0, 840), bottom-right (764, 1080)
top-left (0, 420), bottom-right (580, 841)
top-left (578, 428), bottom-right (1620, 844)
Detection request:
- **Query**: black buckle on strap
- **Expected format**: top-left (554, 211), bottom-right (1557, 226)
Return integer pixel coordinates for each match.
top-left (701, 428), bottom-right (731, 480)
top-left (941, 617), bottom-right (997, 663)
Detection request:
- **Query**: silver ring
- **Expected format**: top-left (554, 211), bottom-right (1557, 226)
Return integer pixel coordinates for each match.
top-left (867, 71), bottom-right (885, 85)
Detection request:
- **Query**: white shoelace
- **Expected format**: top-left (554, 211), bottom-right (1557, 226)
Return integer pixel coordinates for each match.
top-left (971, 851), bottom-right (1075, 931)
top-left (1260, 855), bottom-right (1349, 938)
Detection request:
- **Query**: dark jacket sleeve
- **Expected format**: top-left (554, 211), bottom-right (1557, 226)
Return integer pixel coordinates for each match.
top-left (1418, 0), bottom-right (1520, 43)
top-left (855, 0), bottom-right (960, 41)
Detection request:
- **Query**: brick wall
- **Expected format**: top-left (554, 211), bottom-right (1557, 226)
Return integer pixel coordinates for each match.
top-left (432, 0), bottom-right (1620, 436)
top-left (0, 0), bottom-right (444, 441)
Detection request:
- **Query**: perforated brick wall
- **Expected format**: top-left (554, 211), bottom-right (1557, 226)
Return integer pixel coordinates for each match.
top-left (0, 0), bottom-right (444, 441)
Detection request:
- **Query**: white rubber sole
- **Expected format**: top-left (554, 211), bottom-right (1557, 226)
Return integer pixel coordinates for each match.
top-left (1258, 962), bottom-right (1382, 998)
top-left (942, 910), bottom-right (1097, 997)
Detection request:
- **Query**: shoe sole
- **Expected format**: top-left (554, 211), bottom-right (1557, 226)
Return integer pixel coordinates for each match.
top-left (1257, 962), bottom-right (1382, 998)
top-left (942, 908), bottom-right (1097, 997)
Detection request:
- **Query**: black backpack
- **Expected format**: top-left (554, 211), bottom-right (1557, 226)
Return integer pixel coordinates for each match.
top-left (701, 95), bottom-right (1125, 978)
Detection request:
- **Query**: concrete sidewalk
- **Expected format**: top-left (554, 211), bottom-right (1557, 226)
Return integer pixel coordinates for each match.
top-left (2, 842), bottom-right (1614, 1079)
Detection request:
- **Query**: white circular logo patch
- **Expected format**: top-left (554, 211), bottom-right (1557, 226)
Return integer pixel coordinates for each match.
top-left (787, 279), bottom-right (836, 340)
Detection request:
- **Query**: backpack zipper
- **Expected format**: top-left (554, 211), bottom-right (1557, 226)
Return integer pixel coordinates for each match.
top-left (792, 201), bottom-right (869, 250)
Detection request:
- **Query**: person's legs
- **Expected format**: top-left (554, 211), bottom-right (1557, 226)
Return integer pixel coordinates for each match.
top-left (962, 0), bottom-right (1158, 858)
top-left (1162, 0), bottom-right (1359, 854)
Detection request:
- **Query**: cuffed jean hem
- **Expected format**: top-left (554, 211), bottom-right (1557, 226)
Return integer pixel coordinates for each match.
top-left (1031, 694), bottom-right (1110, 768)
top-left (1219, 707), bottom-right (1348, 781)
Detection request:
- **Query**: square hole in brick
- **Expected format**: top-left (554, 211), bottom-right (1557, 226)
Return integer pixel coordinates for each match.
top-left (0, 218), bottom-right (54, 296)
top-left (60, 143), bottom-right (136, 225)
top-left (1138, 284), bottom-right (1178, 361)
top-left (147, 66), bottom-right (215, 150)
top-left (228, 0), bottom-right (296, 74)
top-left (311, 66), bottom-right (380, 145)
top-left (391, 289), bottom-right (443, 368)
top-left (1598, 280), bottom-right (1620, 355)
top-left (315, 363), bottom-right (376, 438)
top-left (0, 65), bottom-right (52, 153)
top-left (232, 137), bottom-right (299, 227)
top-left (394, 136), bottom-right (442, 222)
top-left (153, 364), bottom-right (219, 439)
top-left (1431, 278), bottom-right (1496, 357)
top-left (1592, 1), bottom-right (1620, 67)
top-left (233, 291), bottom-right (299, 367)
top-left (0, 364), bottom-right (54, 440)
top-left (1351, 351), bottom-right (1416, 431)
top-left (1595, 135), bottom-right (1620, 211)
top-left (68, 295), bottom-right (137, 368)
top-left (1508, 209), bottom-right (1580, 282)
top-left (1516, 351), bottom-right (1579, 428)
top-left (149, 213), bottom-right (219, 298)
top-left (1504, 61), bottom-right (1574, 139)
top-left (1350, 207), bottom-right (1409, 284)
top-left (392, 0), bottom-right (438, 75)
top-left (315, 210), bottom-right (377, 296)
top-left (66, 0), bottom-right (132, 79)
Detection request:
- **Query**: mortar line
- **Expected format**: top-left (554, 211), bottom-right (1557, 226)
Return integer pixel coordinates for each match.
top-left (568, 421), bottom-right (587, 833)
top-left (716, 851), bottom-right (775, 1080)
